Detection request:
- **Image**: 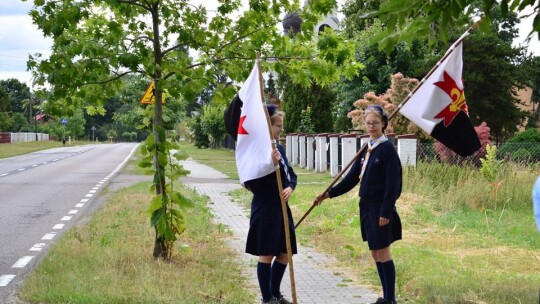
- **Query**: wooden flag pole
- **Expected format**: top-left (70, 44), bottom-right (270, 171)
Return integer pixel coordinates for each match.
top-left (256, 52), bottom-right (298, 304)
top-left (295, 20), bottom-right (480, 229)
top-left (294, 142), bottom-right (367, 228)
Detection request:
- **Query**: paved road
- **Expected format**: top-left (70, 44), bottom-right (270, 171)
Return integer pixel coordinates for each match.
top-left (0, 143), bottom-right (138, 303)
top-left (179, 159), bottom-right (379, 304)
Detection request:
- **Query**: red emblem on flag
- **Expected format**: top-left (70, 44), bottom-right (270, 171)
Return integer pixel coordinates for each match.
top-left (433, 71), bottom-right (469, 127)
top-left (238, 115), bottom-right (249, 135)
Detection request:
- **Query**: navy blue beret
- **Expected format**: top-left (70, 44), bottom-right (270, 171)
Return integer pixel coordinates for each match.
top-left (266, 104), bottom-right (277, 116)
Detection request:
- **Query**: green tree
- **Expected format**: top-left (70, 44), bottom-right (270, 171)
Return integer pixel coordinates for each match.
top-left (464, 32), bottom-right (527, 142)
top-left (0, 79), bottom-right (31, 115)
top-left (109, 76), bottom-right (153, 142)
top-left (363, 0), bottom-right (540, 53)
top-left (200, 104), bottom-right (227, 148)
top-left (66, 110), bottom-right (87, 140)
top-left (27, 0), bottom-right (359, 259)
top-left (349, 3), bottom-right (529, 142)
top-left (298, 107), bottom-right (315, 133)
top-left (189, 115), bottom-right (210, 148)
top-left (191, 69), bottom-right (231, 118)
top-left (524, 56), bottom-right (540, 129)
top-left (0, 112), bottom-right (13, 132)
top-left (13, 113), bottom-right (30, 132)
top-left (266, 73), bottom-right (278, 96)
top-left (0, 87), bottom-right (11, 114)
top-left (460, 6), bottom-right (528, 142)
top-left (281, 75), bottom-right (336, 133)
top-left (333, 19), bottom-right (433, 133)
top-left (107, 129), bottom-right (118, 141)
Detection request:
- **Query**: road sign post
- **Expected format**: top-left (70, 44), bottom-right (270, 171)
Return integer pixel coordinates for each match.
top-left (61, 118), bottom-right (68, 145)
top-left (140, 82), bottom-right (168, 104)
top-left (91, 125), bottom-right (96, 141)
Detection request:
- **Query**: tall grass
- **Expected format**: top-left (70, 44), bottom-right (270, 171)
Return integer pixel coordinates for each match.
top-left (228, 154), bottom-right (540, 303)
top-left (19, 179), bottom-right (255, 303)
top-left (404, 161), bottom-right (534, 212)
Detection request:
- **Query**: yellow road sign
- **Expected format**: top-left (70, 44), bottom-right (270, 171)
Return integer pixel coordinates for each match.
top-left (140, 82), bottom-right (167, 104)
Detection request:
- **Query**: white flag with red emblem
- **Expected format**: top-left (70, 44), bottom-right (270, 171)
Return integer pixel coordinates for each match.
top-left (399, 39), bottom-right (480, 157)
top-left (232, 63), bottom-right (274, 184)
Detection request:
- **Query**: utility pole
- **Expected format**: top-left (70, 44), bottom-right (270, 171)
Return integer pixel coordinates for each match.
top-left (30, 78), bottom-right (38, 141)
top-left (32, 95), bottom-right (38, 141)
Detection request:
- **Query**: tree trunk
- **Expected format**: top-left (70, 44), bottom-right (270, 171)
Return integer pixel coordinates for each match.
top-left (152, 227), bottom-right (169, 259)
top-left (150, 1), bottom-right (170, 260)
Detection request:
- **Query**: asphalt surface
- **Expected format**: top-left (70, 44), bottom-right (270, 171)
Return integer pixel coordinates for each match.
top-left (0, 143), bottom-right (139, 303)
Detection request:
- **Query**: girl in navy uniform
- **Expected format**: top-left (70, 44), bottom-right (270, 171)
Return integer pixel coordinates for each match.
top-left (245, 105), bottom-right (297, 304)
top-left (316, 105), bottom-right (402, 304)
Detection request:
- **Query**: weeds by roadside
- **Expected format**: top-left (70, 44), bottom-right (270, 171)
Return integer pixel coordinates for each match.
top-left (18, 150), bottom-right (255, 304)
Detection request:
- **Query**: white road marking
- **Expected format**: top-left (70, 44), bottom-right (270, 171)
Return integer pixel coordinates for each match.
top-left (0, 275), bottom-right (16, 286)
top-left (85, 194), bottom-right (93, 198)
top-left (75, 203), bottom-right (85, 208)
top-left (42, 232), bottom-right (56, 240)
top-left (61, 216), bottom-right (72, 221)
top-left (53, 224), bottom-right (65, 230)
top-left (29, 243), bottom-right (46, 252)
top-left (68, 210), bottom-right (78, 215)
top-left (89, 190), bottom-right (96, 194)
top-left (17, 168), bottom-right (25, 171)
top-left (80, 198), bottom-right (89, 203)
top-left (0, 173), bottom-right (8, 177)
top-left (12, 256), bottom-right (34, 268)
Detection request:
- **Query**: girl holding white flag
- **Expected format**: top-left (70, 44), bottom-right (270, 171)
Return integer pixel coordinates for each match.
top-left (245, 105), bottom-right (297, 304)
top-left (315, 105), bottom-right (402, 304)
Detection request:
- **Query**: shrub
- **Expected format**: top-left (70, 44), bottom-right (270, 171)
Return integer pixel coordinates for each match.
top-left (511, 148), bottom-right (532, 162)
top-left (479, 144), bottom-right (502, 182)
top-left (497, 129), bottom-right (540, 163)
top-left (200, 104), bottom-right (226, 148)
top-left (189, 116), bottom-right (209, 148)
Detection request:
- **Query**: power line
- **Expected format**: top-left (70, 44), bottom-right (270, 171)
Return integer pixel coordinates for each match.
top-left (0, 54), bottom-right (28, 59)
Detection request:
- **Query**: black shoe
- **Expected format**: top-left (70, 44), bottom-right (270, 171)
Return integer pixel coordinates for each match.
top-left (276, 292), bottom-right (292, 304)
top-left (261, 296), bottom-right (279, 304)
top-left (371, 298), bottom-right (385, 304)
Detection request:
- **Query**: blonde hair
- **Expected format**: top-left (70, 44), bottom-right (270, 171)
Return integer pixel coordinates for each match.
top-left (362, 105), bottom-right (388, 131)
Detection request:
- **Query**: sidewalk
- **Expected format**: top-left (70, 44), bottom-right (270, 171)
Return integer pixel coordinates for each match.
top-left (179, 159), bottom-right (379, 304)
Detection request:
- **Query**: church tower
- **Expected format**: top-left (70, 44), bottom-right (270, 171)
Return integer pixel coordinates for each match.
top-left (283, 1), bottom-right (339, 35)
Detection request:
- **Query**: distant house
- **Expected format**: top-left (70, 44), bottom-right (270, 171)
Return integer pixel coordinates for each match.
top-left (35, 113), bottom-right (52, 124)
top-left (515, 86), bottom-right (538, 130)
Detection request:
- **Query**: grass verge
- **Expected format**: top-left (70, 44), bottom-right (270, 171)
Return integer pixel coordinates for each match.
top-left (18, 147), bottom-right (255, 304)
top-left (0, 141), bottom-right (63, 159)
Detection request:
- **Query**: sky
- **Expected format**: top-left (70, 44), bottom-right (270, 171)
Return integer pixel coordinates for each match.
top-left (0, 0), bottom-right (538, 87)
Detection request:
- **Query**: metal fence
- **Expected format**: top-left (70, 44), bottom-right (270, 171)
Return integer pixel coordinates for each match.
top-left (225, 132), bottom-right (539, 172)
top-left (0, 132), bottom-right (51, 144)
top-left (417, 142), bottom-right (540, 167)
